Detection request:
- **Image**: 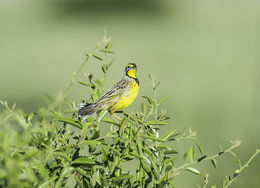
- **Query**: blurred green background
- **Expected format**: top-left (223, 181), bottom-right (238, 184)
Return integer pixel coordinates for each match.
top-left (0, 0), bottom-right (259, 187)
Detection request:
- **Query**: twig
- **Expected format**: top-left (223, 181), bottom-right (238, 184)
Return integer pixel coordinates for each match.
top-left (223, 149), bottom-right (260, 188)
top-left (173, 140), bottom-right (241, 175)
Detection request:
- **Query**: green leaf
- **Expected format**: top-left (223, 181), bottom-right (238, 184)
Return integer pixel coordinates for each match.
top-left (218, 144), bottom-right (223, 152)
top-left (123, 155), bottom-right (134, 161)
top-left (165, 158), bottom-right (174, 166)
top-left (81, 122), bottom-right (93, 133)
top-left (159, 96), bottom-right (170, 105)
top-left (183, 152), bottom-right (188, 162)
top-left (143, 148), bottom-right (154, 162)
top-left (112, 174), bottom-right (134, 183)
top-left (58, 118), bottom-right (82, 129)
top-left (99, 49), bottom-right (115, 53)
top-left (142, 135), bottom-right (165, 142)
top-left (27, 113), bottom-right (35, 122)
top-left (164, 150), bottom-right (178, 155)
top-left (91, 83), bottom-right (96, 90)
top-left (83, 178), bottom-right (92, 187)
top-left (102, 64), bottom-right (107, 73)
top-left (211, 159), bottom-right (217, 168)
top-left (75, 175), bottom-right (84, 188)
top-left (168, 177), bottom-right (175, 187)
top-left (142, 96), bottom-right (156, 107)
top-left (91, 129), bottom-right (100, 140)
top-left (188, 146), bottom-right (194, 162)
top-left (19, 110), bottom-right (27, 119)
top-left (72, 157), bottom-right (97, 165)
top-left (141, 102), bottom-right (146, 114)
top-left (157, 144), bottom-right (171, 150)
top-left (80, 140), bottom-right (101, 146)
top-left (165, 165), bottom-right (173, 173)
top-left (142, 163), bottom-right (152, 175)
top-left (74, 168), bottom-right (91, 178)
top-left (151, 167), bottom-right (159, 180)
top-left (92, 54), bottom-right (103, 61)
top-left (103, 145), bottom-right (121, 156)
top-left (101, 173), bottom-right (110, 186)
top-left (98, 169), bottom-right (108, 186)
top-left (131, 151), bottom-right (152, 165)
top-left (95, 79), bottom-right (103, 87)
top-left (55, 167), bottom-right (74, 188)
top-left (197, 155), bottom-right (207, 162)
top-left (129, 126), bottom-right (135, 141)
top-left (78, 81), bottom-right (90, 87)
top-left (53, 152), bottom-right (71, 162)
top-left (158, 180), bottom-right (167, 187)
top-left (196, 143), bottom-right (204, 155)
top-left (136, 168), bottom-right (144, 182)
top-left (119, 118), bottom-right (126, 136)
top-left (167, 133), bottom-right (181, 141)
top-left (130, 152), bottom-right (147, 161)
top-left (108, 59), bottom-right (114, 67)
top-left (185, 167), bottom-right (201, 175)
top-left (161, 130), bottom-right (177, 141)
top-left (229, 150), bottom-right (241, 165)
top-left (154, 81), bottom-right (160, 89)
top-left (145, 120), bottom-right (167, 126)
top-left (102, 117), bottom-right (119, 125)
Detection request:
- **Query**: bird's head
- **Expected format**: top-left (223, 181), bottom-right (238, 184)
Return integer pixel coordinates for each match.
top-left (125, 63), bottom-right (137, 78)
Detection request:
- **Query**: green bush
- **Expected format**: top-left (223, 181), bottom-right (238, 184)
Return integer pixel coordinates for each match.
top-left (0, 35), bottom-right (259, 188)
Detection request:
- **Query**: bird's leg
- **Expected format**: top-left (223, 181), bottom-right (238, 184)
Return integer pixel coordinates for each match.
top-left (111, 114), bottom-right (119, 123)
top-left (110, 111), bottom-right (122, 123)
top-left (113, 113), bottom-right (122, 121)
top-left (109, 111), bottom-right (119, 132)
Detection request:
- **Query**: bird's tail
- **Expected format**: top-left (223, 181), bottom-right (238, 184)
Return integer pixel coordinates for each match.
top-left (78, 102), bottom-right (98, 118)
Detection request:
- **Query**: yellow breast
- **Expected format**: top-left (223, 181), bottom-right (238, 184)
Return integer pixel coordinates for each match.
top-left (110, 80), bottom-right (139, 112)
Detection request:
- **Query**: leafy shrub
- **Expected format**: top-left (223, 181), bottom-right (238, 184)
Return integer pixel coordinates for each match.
top-left (0, 35), bottom-right (259, 188)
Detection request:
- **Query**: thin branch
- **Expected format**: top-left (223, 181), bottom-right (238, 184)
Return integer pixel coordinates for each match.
top-left (173, 140), bottom-right (241, 175)
top-left (223, 149), bottom-right (260, 188)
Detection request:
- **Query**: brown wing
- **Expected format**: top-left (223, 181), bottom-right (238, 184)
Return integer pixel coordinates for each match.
top-left (95, 77), bottom-right (130, 109)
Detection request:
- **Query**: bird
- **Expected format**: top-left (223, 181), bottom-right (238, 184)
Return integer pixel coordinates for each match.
top-left (78, 63), bottom-right (139, 122)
